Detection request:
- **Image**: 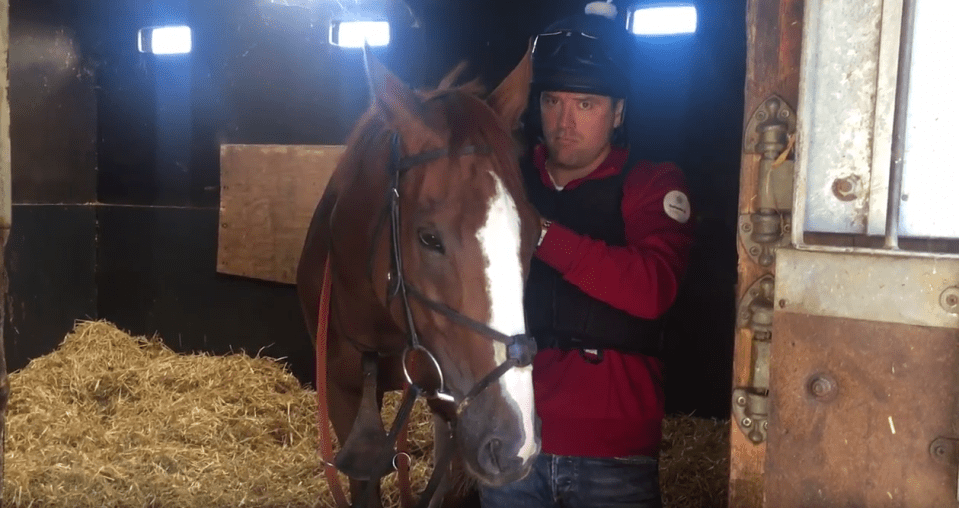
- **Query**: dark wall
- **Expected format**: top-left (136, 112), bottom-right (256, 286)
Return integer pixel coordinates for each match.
top-left (5, 0), bottom-right (746, 418)
top-left (5, 0), bottom-right (98, 373)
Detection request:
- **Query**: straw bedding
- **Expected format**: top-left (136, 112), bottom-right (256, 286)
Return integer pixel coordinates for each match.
top-left (2, 320), bottom-right (729, 507)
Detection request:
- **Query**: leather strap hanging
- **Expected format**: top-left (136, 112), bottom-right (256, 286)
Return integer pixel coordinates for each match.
top-left (397, 383), bottom-right (414, 508)
top-left (316, 256), bottom-right (419, 508)
top-left (315, 256), bottom-right (351, 508)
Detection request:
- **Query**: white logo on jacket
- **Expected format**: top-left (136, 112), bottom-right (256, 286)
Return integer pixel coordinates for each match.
top-left (663, 190), bottom-right (691, 224)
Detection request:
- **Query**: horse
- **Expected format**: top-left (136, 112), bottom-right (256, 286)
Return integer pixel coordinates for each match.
top-left (296, 45), bottom-right (541, 508)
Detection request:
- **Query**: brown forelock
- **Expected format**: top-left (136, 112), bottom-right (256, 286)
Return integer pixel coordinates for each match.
top-left (429, 89), bottom-right (526, 200)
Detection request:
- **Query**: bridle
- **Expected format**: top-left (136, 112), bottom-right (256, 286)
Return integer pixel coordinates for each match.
top-left (349, 130), bottom-right (537, 507)
top-left (382, 131), bottom-right (537, 409)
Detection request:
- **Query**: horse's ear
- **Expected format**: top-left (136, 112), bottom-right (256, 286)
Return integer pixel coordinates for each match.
top-left (487, 38), bottom-right (533, 132)
top-left (363, 45), bottom-right (435, 138)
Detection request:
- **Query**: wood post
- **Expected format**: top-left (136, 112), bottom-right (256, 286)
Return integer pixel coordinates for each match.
top-left (730, 0), bottom-right (804, 505)
top-left (0, 0), bottom-right (12, 499)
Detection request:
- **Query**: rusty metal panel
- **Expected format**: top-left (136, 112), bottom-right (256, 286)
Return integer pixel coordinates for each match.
top-left (776, 248), bottom-right (959, 329)
top-left (217, 144), bottom-right (344, 284)
top-left (765, 311), bottom-right (959, 507)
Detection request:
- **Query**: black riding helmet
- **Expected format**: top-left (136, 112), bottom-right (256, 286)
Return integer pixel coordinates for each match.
top-left (525, 1), bottom-right (633, 147)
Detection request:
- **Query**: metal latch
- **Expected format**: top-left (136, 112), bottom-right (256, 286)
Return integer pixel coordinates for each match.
top-left (741, 95), bottom-right (796, 267)
top-left (732, 275), bottom-right (775, 443)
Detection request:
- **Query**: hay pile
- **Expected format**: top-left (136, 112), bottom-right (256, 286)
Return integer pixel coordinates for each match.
top-left (2, 320), bottom-right (433, 508)
top-left (1, 320), bottom-right (730, 508)
top-left (660, 414), bottom-right (730, 508)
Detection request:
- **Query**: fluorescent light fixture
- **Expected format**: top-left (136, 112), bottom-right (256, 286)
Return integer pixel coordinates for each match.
top-left (630, 5), bottom-right (697, 36)
top-left (329, 20), bottom-right (391, 48)
top-left (138, 25), bottom-right (192, 54)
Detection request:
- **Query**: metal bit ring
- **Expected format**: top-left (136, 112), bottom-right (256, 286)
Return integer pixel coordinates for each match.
top-left (402, 344), bottom-right (446, 397)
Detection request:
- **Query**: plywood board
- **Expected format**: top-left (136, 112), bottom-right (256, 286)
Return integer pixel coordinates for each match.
top-left (217, 144), bottom-right (345, 285)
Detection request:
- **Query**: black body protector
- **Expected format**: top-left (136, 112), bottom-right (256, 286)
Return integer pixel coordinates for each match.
top-left (520, 154), bottom-right (666, 359)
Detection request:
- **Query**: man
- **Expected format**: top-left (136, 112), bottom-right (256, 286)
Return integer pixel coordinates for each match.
top-left (480, 3), bottom-right (695, 507)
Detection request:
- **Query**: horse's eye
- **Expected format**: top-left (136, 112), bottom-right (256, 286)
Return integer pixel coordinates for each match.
top-left (418, 229), bottom-right (445, 254)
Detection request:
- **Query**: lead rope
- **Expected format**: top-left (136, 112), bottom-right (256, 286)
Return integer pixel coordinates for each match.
top-left (315, 256), bottom-right (351, 508)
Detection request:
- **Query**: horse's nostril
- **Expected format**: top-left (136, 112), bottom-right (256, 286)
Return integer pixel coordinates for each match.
top-left (480, 436), bottom-right (524, 476)
top-left (485, 437), bottom-right (503, 472)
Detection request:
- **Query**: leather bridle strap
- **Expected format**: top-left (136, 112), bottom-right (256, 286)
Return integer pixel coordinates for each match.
top-left (404, 283), bottom-right (537, 358)
top-left (380, 130), bottom-right (538, 507)
top-left (385, 131), bottom-right (537, 383)
top-left (397, 383), bottom-right (414, 508)
top-left (356, 383), bottom-right (423, 507)
top-left (315, 256), bottom-right (351, 508)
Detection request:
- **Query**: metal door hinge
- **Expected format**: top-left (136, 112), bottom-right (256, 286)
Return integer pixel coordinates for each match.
top-left (742, 95), bottom-right (796, 267)
top-left (739, 213), bottom-right (790, 268)
top-left (732, 274), bottom-right (775, 444)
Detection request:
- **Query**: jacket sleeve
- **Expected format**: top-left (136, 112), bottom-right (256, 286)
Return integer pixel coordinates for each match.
top-left (533, 162), bottom-right (695, 320)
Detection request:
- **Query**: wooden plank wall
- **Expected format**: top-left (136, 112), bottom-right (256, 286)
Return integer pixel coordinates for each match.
top-left (730, 0), bottom-right (804, 506)
top-left (217, 144), bottom-right (345, 284)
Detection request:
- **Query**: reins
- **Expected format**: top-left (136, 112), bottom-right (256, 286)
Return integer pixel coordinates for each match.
top-left (315, 129), bottom-right (537, 508)
top-left (315, 256), bottom-right (350, 508)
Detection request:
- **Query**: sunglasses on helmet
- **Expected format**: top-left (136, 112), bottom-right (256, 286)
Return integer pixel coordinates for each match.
top-left (532, 30), bottom-right (616, 66)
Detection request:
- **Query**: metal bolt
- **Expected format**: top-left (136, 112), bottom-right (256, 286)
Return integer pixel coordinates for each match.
top-left (832, 176), bottom-right (859, 201)
top-left (779, 299), bottom-right (787, 309)
top-left (749, 246), bottom-right (761, 256)
top-left (940, 287), bottom-right (959, 314)
top-left (934, 445), bottom-right (947, 457)
top-left (808, 374), bottom-right (837, 400)
top-left (742, 222), bottom-right (753, 233)
top-left (762, 421), bottom-right (768, 431)
top-left (760, 278), bottom-right (774, 294)
top-left (741, 417), bottom-right (753, 428)
top-left (736, 396), bottom-right (747, 407)
top-left (757, 111), bottom-right (768, 121)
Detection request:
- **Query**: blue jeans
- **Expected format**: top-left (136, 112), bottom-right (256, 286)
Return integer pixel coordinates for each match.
top-left (479, 452), bottom-right (662, 508)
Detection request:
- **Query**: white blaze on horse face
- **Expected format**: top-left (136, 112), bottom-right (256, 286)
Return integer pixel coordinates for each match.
top-left (476, 172), bottom-right (538, 463)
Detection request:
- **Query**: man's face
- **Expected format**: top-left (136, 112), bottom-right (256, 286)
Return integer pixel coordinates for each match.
top-left (539, 90), bottom-right (624, 172)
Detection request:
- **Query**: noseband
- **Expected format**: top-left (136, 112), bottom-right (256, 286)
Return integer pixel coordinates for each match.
top-left (381, 131), bottom-right (537, 413)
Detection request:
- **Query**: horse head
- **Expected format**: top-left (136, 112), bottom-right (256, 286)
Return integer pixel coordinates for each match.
top-left (356, 45), bottom-right (541, 487)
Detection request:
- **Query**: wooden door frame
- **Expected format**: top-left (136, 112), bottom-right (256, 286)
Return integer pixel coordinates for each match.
top-left (731, 0), bottom-right (804, 505)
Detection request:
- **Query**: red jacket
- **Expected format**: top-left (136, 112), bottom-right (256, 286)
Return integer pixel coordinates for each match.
top-left (530, 144), bottom-right (695, 458)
